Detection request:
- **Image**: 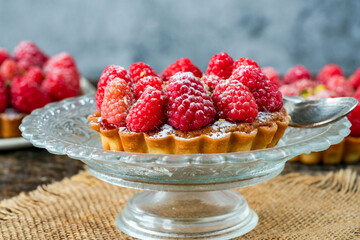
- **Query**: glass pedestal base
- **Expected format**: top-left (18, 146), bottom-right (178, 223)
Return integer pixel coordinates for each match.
top-left (115, 190), bottom-right (258, 240)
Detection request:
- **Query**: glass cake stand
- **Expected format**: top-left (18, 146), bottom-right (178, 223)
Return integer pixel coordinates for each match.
top-left (20, 95), bottom-right (351, 240)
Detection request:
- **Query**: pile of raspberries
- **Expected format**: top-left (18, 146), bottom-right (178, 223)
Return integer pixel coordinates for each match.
top-left (263, 64), bottom-right (360, 137)
top-left (0, 41), bottom-right (80, 114)
top-left (96, 52), bottom-right (283, 133)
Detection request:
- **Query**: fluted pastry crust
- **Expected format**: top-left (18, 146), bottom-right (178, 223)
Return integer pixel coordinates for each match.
top-left (290, 136), bottom-right (360, 164)
top-left (89, 108), bottom-right (290, 154)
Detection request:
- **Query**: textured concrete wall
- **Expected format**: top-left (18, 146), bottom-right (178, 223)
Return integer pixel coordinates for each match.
top-left (1, 0), bottom-right (359, 79)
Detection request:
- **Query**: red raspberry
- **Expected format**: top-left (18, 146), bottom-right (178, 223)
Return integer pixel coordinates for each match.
top-left (23, 67), bottom-right (44, 85)
top-left (251, 78), bottom-right (283, 112)
top-left (212, 80), bottom-right (258, 122)
top-left (96, 65), bottom-right (133, 111)
top-left (205, 52), bottom-right (234, 79)
top-left (355, 87), bottom-right (360, 99)
top-left (129, 62), bottom-right (159, 83)
top-left (0, 75), bottom-right (8, 112)
top-left (317, 64), bottom-right (344, 84)
top-left (14, 41), bottom-right (48, 70)
top-left (231, 66), bottom-right (283, 112)
top-left (325, 76), bottom-right (354, 97)
top-left (279, 85), bottom-right (300, 96)
top-left (11, 76), bottom-right (51, 113)
top-left (161, 58), bottom-right (202, 82)
top-left (283, 65), bottom-right (311, 84)
top-left (43, 52), bottom-right (80, 98)
top-left (230, 65), bottom-right (264, 91)
top-left (166, 72), bottom-right (215, 131)
top-left (292, 79), bottom-right (315, 92)
top-left (348, 110), bottom-right (360, 137)
top-left (261, 67), bottom-right (281, 87)
top-left (347, 92), bottom-right (360, 137)
top-left (42, 68), bottom-right (80, 101)
top-left (349, 68), bottom-right (360, 90)
top-left (134, 76), bottom-right (162, 98)
top-left (0, 59), bottom-right (20, 81)
top-left (0, 48), bottom-right (10, 66)
top-left (101, 78), bottom-right (135, 127)
top-left (201, 74), bottom-right (223, 92)
top-left (126, 87), bottom-right (166, 132)
top-left (233, 57), bottom-right (260, 71)
top-left (44, 52), bottom-right (79, 73)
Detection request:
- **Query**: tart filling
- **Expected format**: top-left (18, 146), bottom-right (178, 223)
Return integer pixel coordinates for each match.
top-left (0, 41), bottom-right (82, 138)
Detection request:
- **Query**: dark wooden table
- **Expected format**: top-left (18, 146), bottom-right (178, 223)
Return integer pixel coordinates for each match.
top-left (0, 148), bottom-right (84, 200)
top-left (1, 147), bottom-right (359, 201)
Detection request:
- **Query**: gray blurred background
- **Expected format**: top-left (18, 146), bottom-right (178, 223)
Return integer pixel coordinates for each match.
top-left (1, 0), bottom-right (359, 82)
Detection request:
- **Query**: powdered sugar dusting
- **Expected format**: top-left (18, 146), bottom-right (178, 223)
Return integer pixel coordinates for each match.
top-left (148, 124), bottom-right (174, 139)
top-left (118, 126), bottom-right (127, 132)
top-left (171, 72), bottom-right (195, 82)
top-left (257, 111), bottom-right (274, 123)
top-left (207, 120), bottom-right (236, 138)
top-left (148, 120), bottom-right (236, 140)
top-left (212, 119), bottom-right (237, 129)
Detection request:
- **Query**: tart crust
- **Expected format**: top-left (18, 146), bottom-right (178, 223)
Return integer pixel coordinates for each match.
top-left (290, 136), bottom-right (360, 164)
top-left (89, 108), bottom-right (290, 154)
top-left (0, 108), bottom-right (27, 138)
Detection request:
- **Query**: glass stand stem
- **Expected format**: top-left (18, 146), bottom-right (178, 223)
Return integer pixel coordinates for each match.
top-left (115, 190), bottom-right (258, 240)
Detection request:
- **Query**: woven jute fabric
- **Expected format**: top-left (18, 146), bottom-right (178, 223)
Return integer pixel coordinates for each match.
top-left (0, 169), bottom-right (359, 240)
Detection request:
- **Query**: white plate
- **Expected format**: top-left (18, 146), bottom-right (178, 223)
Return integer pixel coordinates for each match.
top-left (0, 77), bottom-right (96, 151)
top-left (0, 137), bottom-right (32, 150)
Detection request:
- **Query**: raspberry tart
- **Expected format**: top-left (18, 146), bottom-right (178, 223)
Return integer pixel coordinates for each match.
top-left (0, 41), bottom-right (81, 138)
top-left (89, 55), bottom-right (290, 154)
top-left (267, 63), bottom-right (360, 164)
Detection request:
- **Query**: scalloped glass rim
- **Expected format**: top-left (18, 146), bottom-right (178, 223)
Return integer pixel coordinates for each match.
top-left (20, 95), bottom-right (351, 166)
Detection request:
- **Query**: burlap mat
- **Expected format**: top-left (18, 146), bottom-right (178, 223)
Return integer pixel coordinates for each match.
top-left (0, 169), bottom-right (359, 240)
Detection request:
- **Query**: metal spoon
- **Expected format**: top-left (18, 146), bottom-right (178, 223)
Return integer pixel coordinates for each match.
top-left (283, 95), bottom-right (358, 128)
